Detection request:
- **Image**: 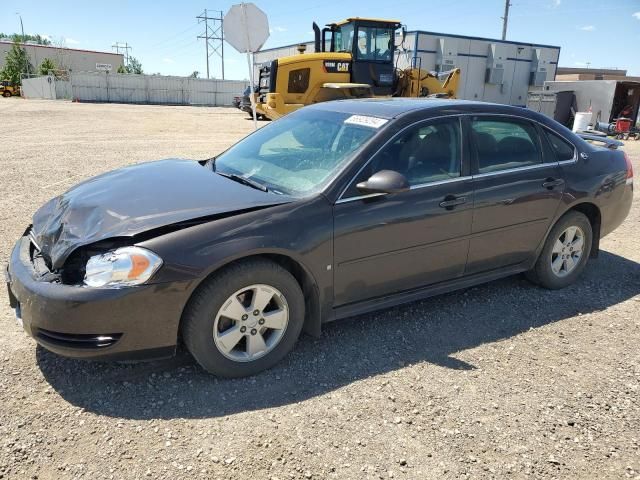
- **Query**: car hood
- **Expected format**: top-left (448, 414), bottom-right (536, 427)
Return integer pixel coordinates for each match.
top-left (31, 159), bottom-right (292, 269)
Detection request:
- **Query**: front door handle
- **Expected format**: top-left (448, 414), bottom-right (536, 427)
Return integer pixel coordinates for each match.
top-left (439, 196), bottom-right (467, 209)
top-left (542, 178), bottom-right (565, 189)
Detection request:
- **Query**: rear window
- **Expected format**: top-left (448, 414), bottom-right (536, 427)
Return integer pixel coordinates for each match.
top-left (471, 117), bottom-right (542, 174)
top-left (545, 130), bottom-right (575, 162)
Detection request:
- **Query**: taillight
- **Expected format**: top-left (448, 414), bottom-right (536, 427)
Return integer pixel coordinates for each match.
top-left (624, 151), bottom-right (633, 184)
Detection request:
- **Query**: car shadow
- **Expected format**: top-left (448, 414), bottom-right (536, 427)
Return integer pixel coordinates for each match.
top-left (37, 251), bottom-right (640, 420)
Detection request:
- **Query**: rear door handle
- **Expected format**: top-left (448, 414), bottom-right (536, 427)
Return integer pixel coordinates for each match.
top-left (542, 178), bottom-right (565, 189)
top-left (439, 196), bottom-right (467, 209)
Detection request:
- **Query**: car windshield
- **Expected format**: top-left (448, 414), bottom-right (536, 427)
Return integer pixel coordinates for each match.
top-left (213, 109), bottom-right (384, 196)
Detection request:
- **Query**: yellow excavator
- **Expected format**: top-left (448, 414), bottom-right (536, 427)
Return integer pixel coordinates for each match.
top-left (256, 18), bottom-right (461, 120)
top-left (1, 80), bottom-right (20, 97)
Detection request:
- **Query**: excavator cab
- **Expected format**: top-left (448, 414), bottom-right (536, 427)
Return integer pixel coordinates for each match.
top-left (322, 18), bottom-right (401, 95)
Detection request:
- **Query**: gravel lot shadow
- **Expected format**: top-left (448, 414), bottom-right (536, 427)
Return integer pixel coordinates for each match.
top-left (37, 250), bottom-right (640, 420)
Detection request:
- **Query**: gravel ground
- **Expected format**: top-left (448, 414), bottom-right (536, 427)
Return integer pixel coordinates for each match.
top-left (0, 98), bottom-right (639, 480)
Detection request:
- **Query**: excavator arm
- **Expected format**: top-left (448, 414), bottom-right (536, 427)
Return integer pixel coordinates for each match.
top-left (394, 67), bottom-right (460, 99)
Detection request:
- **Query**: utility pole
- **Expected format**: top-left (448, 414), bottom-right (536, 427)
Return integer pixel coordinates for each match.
top-left (112, 42), bottom-right (132, 66)
top-left (197, 9), bottom-right (225, 79)
top-left (501, 0), bottom-right (511, 41)
top-left (16, 13), bottom-right (24, 40)
top-left (15, 12), bottom-right (29, 77)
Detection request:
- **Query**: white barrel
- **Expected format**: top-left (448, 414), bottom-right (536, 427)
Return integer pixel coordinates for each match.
top-left (573, 112), bottom-right (592, 132)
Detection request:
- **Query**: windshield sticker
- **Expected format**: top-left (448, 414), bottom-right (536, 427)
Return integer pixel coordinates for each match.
top-left (344, 115), bottom-right (388, 129)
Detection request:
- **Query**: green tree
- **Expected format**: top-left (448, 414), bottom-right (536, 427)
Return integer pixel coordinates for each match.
top-left (116, 57), bottom-right (143, 75)
top-left (127, 57), bottom-right (143, 74)
top-left (0, 42), bottom-right (32, 85)
top-left (38, 58), bottom-right (57, 75)
top-left (189, 71), bottom-right (199, 78)
top-left (0, 33), bottom-right (51, 45)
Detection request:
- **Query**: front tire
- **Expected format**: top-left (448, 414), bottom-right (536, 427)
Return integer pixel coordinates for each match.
top-left (526, 211), bottom-right (593, 289)
top-left (182, 259), bottom-right (305, 377)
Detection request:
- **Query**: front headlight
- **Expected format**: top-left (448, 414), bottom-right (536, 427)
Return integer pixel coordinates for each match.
top-left (84, 246), bottom-right (162, 288)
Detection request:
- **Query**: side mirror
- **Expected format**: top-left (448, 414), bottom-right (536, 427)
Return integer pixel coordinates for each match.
top-left (356, 170), bottom-right (410, 195)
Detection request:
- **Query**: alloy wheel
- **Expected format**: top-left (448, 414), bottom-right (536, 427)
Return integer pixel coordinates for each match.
top-left (213, 284), bottom-right (289, 362)
top-left (550, 226), bottom-right (585, 278)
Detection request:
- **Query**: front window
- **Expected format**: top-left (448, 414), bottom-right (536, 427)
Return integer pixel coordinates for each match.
top-left (213, 109), bottom-right (383, 196)
top-left (355, 26), bottom-right (394, 62)
top-left (343, 117), bottom-right (461, 198)
top-left (334, 24), bottom-right (354, 53)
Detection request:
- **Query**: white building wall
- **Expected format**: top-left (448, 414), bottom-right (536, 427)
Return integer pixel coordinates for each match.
top-left (0, 41), bottom-right (124, 73)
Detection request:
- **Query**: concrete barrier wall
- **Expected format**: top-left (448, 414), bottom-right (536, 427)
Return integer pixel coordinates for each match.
top-left (70, 72), bottom-right (249, 106)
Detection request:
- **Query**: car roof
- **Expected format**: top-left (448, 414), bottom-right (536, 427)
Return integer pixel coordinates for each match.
top-left (309, 97), bottom-right (535, 120)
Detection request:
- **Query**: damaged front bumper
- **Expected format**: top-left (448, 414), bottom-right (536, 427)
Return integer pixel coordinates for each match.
top-left (6, 236), bottom-right (192, 361)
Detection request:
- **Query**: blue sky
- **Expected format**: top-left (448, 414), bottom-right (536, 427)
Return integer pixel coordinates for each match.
top-left (2, 0), bottom-right (639, 78)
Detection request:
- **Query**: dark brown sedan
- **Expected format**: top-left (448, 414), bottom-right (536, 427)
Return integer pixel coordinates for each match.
top-left (6, 99), bottom-right (634, 377)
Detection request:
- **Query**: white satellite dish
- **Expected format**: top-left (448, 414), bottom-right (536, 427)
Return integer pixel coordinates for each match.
top-left (224, 3), bottom-right (270, 129)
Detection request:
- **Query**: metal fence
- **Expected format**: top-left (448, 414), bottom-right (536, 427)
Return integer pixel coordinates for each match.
top-left (70, 72), bottom-right (248, 106)
top-left (21, 76), bottom-right (53, 99)
top-left (21, 75), bottom-right (68, 100)
top-left (20, 73), bottom-right (248, 106)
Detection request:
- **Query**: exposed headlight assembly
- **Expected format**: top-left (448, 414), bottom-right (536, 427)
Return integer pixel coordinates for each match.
top-left (84, 246), bottom-right (162, 288)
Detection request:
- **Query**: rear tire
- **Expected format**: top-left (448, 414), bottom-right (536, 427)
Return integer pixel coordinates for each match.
top-left (526, 211), bottom-right (592, 289)
top-left (182, 259), bottom-right (305, 377)
top-left (2, 91), bottom-right (11, 98)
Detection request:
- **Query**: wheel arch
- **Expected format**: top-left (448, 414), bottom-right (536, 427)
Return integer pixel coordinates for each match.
top-left (178, 251), bottom-right (323, 341)
top-left (534, 201), bottom-right (602, 267)
top-left (261, 253), bottom-right (322, 337)
top-left (565, 202), bottom-right (601, 258)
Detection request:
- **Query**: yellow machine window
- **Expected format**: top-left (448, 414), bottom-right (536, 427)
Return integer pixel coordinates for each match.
top-left (288, 68), bottom-right (311, 94)
top-left (355, 26), bottom-right (393, 62)
top-left (334, 24), bottom-right (355, 53)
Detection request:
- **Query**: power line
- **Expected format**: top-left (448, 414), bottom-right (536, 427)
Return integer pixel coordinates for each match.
top-left (197, 9), bottom-right (224, 79)
top-left (112, 42), bottom-right (132, 66)
top-left (147, 24), bottom-right (200, 50)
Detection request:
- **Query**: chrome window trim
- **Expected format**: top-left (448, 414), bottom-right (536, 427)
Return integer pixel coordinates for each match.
top-left (558, 154), bottom-right (578, 166)
top-left (335, 192), bottom-right (386, 204)
top-left (471, 161), bottom-right (555, 179)
top-left (409, 175), bottom-right (470, 190)
top-left (335, 175), bottom-right (471, 204)
top-left (336, 114), bottom-right (465, 202)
